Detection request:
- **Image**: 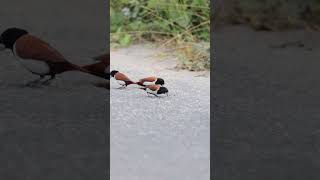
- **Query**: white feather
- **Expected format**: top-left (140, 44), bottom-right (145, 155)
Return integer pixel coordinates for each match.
top-left (143, 81), bottom-right (156, 86)
top-left (146, 88), bottom-right (157, 94)
top-left (117, 80), bottom-right (126, 86)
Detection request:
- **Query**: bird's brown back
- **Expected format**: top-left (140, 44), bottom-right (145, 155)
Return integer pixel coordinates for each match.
top-left (115, 72), bottom-right (134, 82)
top-left (139, 76), bottom-right (157, 83)
top-left (145, 85), bottom-right (160, 91)
top-left (15, 35), bottom-right (67, 63)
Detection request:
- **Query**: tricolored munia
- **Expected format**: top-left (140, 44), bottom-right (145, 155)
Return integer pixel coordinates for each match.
top-left (81, 53), bottom-right (110, 79)
top-left (0, 27), bottom-right (103, 86)
top-left (136, 76), bottom-right (165, 86)
top-left (140, 85), bottom-right (169, 97)
top-left (110, 70), bottom-right (136, 88)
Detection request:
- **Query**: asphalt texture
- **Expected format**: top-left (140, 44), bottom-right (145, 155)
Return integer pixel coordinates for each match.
top-left (0, 0), bottom-right (109, 179)
top-left (213, 26), bottom-right (320, 180)
top-left (110, 45), bottom-right (210, 180)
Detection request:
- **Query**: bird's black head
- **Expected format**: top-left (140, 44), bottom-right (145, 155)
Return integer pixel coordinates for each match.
top-left (158, 86), bottom-right (168, 95)
top-left (110, 70), bottom-right (119, 77)
top-left (155, 78), bottom-right (165, 86)
top-left (0, 28), bottom-right (28, 50)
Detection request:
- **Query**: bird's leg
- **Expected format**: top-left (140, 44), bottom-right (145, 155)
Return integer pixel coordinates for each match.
top-left (152, 94), bottom-right (159, 97)
top-left (26, 75), bottom-right (45, 87)
top-left (41, 74), bottom-right (56, 85)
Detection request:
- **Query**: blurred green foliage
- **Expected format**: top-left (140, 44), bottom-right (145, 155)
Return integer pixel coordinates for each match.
top-left (214, 0), bottom-right (320, 30)
top-left (111, 0), bottom-right (210, 43)
top-left (111, 0), bottom-right (210, 71)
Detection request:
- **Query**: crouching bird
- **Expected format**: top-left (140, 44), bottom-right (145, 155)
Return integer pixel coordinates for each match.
top-left (81, 53), bottom-right (110, 79)
top-left (110, 70), bottom-right (136, 88)
top-left (0, 27), bottom-right (99, 86)
top-left (140, 85), bottom-right (168, 97)
top-left (136, 76), bottom-right (165, 86)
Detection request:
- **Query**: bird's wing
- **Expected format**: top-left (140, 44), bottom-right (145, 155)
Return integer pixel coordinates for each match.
top-left (139, 76), bottom-right (157, 83)
top-left (146, 85), bottom-right (160, 91)
top-left (115, 72), bottom-right (133, 82)
top-left (15, 35), bottom-right (67, 63)
top-left (82, 61), bottom-right (108, 74)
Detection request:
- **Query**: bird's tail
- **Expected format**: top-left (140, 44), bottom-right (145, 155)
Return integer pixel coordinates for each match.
top-left (126, 81), bottom-right (137, 86)
top-left (136, 82), bottom-right (145, 86)
top-left (67, 63), bottom-right (91, 73)
top-left (80, 61), bottom-right (110, 79)
top-left (63, 62), bottom-right (110, 80)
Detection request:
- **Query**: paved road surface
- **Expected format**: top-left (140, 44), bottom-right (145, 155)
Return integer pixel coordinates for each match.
top-left (110, 45), bottom-right (210, 180)
top-left (213, 26), bottom-right (320, 180)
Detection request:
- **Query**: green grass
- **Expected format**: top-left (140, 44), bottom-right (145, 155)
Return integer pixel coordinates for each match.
top-left (111, 0), bottom-right (210, 71)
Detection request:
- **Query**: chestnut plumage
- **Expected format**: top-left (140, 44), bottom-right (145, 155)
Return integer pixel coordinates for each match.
top-left (82, 53), bottom-right (110, 79)
top-left (137, 76), bottom-right (165, 86)
top-left (140, 85), bottom-right (169, 96)
top-left (0, 27), bottom-right (102, 85)
top-left (110, 70), bottom-right (136, 87)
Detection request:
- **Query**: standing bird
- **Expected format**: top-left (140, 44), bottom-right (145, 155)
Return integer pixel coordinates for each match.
top-left (137, 76), bottom-right (165, 86)
top-left (0, 27), bottom-right (98, 86)
top-left (81, 53), bottom-right (110, 79)
top-left (110, 70), bottom-right (136, 88)
top-left (140, 85), bottom-right (169, 97)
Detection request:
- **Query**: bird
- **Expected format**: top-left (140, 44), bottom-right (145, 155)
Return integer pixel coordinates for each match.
top-left (140, 85), bottom-right (169, 97)
top-left (0, 27), bottom-right (100, 86)
top-left (110, 70), bottom-right (136, 88)
top-left (136, 76), bottom-right (165, 86)
top-left (81, 53), bottom-right (110, 79)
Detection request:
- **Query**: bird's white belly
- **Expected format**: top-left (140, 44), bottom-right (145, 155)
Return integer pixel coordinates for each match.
top-left (146, 88), bottom-right (157, 94)
top-left (143, 81), bottom-right (155, 86)
top-left (117, 80), bottom-right (126, 86)
top-left (16, 57), bottom-right (50, 75)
